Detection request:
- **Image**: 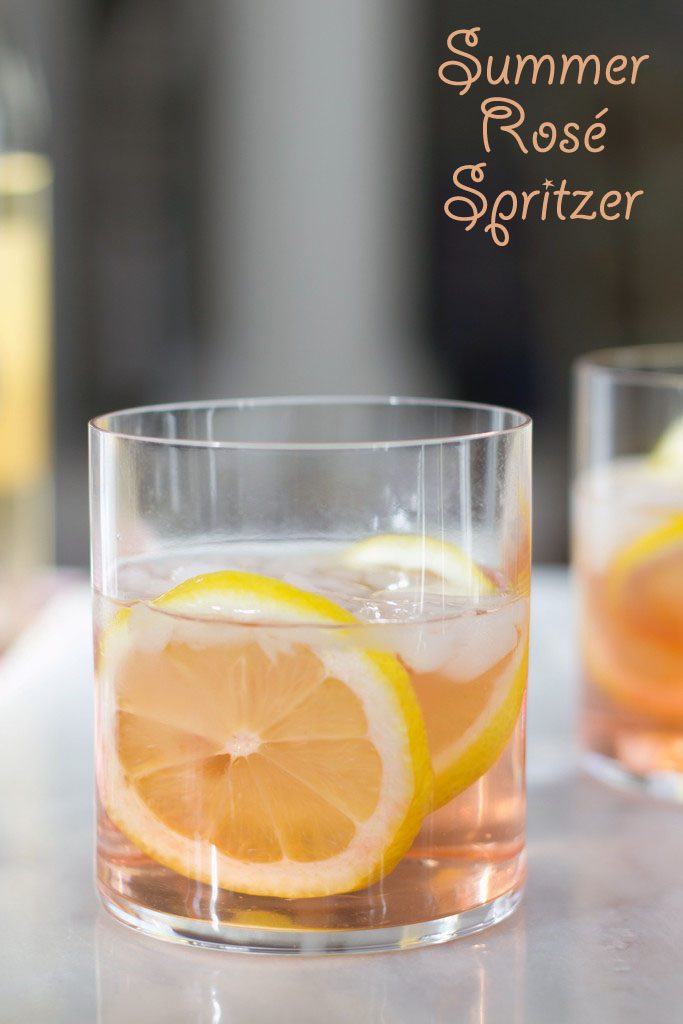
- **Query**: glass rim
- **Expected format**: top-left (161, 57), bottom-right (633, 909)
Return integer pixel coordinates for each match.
top-left (576, 343), bottom-right (683, 389)
top-left (89, 396), bottom-right (532, 451)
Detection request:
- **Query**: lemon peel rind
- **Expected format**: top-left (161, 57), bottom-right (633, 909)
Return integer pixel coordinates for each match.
top-left (154, 570), bottom-right (361, 624)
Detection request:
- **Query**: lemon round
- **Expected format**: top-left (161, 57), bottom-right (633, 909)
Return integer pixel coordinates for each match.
top-left (584, 514), bottom-right (683, 721)
top-left (99, 571), bottom-right (433, 899)
top-left (341, 533), bottom-right (497, 596)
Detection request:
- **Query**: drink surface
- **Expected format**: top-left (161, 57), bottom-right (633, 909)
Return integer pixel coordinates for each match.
top-left (575, 457), bottom-right (683, 775)
top-left (96, 540), bottom-right (528, 933)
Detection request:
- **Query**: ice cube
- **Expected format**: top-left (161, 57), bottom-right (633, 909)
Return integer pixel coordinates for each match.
top-left (370, 600), bottom-right (523, 679)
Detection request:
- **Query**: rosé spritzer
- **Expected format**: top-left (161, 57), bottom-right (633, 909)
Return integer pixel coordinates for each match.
top-left (574, 346), bottom-right (683, 798)
top-left (90, 398), bottom-right (531, 953)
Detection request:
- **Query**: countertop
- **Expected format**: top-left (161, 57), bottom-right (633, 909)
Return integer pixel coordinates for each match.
top-left (1, 568), bottom-right (681, 1024)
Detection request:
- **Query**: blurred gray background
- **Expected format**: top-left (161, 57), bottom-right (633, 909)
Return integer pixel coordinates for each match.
top-left (5, 0), bottom-right (683, 566)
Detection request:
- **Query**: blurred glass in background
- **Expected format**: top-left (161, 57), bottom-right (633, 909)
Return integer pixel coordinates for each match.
top-left (3, 0), bottom-right (682, 572)
top-left (0, 11), bottom-right (53, 647)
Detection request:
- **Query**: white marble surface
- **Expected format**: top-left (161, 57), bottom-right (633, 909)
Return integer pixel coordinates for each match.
top-left (1, 569), bottom-right (682, 1023)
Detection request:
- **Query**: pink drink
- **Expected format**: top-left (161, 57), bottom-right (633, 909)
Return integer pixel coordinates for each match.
top-left (96, 543), bottom-right (528, 949)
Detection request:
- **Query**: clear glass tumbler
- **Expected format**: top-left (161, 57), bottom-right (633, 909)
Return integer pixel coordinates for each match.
top-left (574, 346), bottom-right (683, 799)
top-left (90, 398), bottom-right (531, 953)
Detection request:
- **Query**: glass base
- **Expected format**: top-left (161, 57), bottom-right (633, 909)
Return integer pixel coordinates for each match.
top-left (583, 750), bottom-right (683, 803)
top-left (100, 886), bottom-right (523, 955)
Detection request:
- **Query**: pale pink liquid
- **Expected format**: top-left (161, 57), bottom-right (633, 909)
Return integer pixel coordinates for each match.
top-left (96, 544), bottom-right (528, 935)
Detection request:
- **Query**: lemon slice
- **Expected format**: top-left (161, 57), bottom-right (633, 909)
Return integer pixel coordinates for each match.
top-left (99, 571), bottom-right (432, 899)
top-left (584, 514), bottom-right (683, 721)
top-left (412, 637), bottom-right (528, 807)
top-left (651, 416), bottom-right (683, 472)
top-left (608, 514), bottom-right (683, 601)
top-left (340, 535), bottom-right (526, 807)
top-left (341, 533), bottom-right (497, 596)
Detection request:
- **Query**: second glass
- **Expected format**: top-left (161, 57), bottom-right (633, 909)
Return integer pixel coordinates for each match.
top-left (574, 345), bottom-right (683, 799)
top-left (90, 398), bottom-right (531, 953)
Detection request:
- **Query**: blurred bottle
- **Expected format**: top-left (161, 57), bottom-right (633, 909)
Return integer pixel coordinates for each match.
top-left (0, 15), bottom-right (53, 648)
